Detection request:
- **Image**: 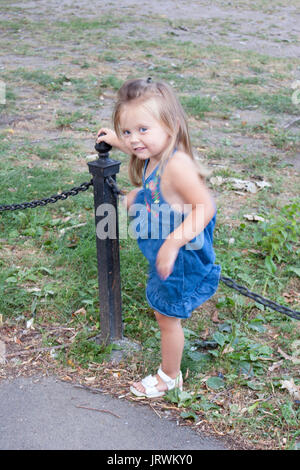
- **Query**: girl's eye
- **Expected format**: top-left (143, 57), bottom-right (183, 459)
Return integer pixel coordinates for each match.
top-left (123, 130), bottom-right (130, 136)
top-left (140, 127), bottom-right (147, 133)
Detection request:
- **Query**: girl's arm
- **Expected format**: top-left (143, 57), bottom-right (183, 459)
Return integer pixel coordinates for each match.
top-left (123, 187), bottom-right (142, 211)
top-left (169, 174), bottom-right (215, 248)
top-left (156, 152), bottom-right (215, 280)
top-left (97, 128), bottom-right (141, 211)
top-left (97, 127), bottom-right (130, 155)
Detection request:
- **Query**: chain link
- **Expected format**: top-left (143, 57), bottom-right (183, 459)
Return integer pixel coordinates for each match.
top-left (0, 179), bottom-right (93, 212)
top-left (105, 178), bottom-right (300, 321)
top-left (220, 275), bottom-right (300, 320)
top-left (0, 178), bottom-right (299, 320)
top-left (105, 176), bottom-right (125, 197)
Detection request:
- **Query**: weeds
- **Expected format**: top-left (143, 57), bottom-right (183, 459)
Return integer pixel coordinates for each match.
top-left (219, 88), bottom-right (298, 115)
top-left (253, 201), bottom-right (300, 271)
top-left (0, 0), bottom-right (299, 450)
top-left (181, 95), bottom-right (213, 118)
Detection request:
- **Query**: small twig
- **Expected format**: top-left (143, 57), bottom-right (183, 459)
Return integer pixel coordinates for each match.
top-left (72, 384), bottom-right (104, 394)
top-left (150, 403), bottom-right (162, 418)
top-left (6, 343), bottom-right (70, 358)
top-left (75, 405), bottom-right (120, 419)
top-left (59, 223), bottom-right (87, 237)
top-left (283, 117), bottom-right (300, 129)
top-left (161, 405), bottom-right (180, 410)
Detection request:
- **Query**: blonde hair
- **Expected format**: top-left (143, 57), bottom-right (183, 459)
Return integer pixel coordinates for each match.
top-left (113, 78), bottom-right (210, 186)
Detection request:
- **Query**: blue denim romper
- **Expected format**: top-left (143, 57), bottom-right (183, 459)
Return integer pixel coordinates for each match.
top-left (130, 154), bottom-right (221, 319)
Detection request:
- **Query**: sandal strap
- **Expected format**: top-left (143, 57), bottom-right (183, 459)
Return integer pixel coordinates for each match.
top-left (157, 368), bottom-right (182, 390)
top-left (141, 374), bottom-right (158, 388)
top-left (137, 374), bottom-right (163, 397)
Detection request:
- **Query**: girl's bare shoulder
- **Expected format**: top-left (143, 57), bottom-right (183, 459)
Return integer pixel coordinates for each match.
top-left (164, 151), bottom-right (198, 178)
top-left (165, 150), bottom-right (199, 184)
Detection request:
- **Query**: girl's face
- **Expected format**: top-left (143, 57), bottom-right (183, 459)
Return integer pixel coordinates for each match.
top-left (119, 101), bottom-right (171, 163)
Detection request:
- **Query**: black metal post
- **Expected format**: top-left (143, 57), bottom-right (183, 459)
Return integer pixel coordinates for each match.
top-left (88, 140), bottom-right (122, 345)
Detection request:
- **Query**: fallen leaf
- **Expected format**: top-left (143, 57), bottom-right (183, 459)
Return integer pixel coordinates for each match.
top-left (210, 176), bottom-right (271, 194)
top-left (26, 317), bottom-right (34, 329)
top-left (85, 153), bottom-right (98, 162)
top-left (202, 328), bottom-right (209, 340)
top-left (234, 191), bottom-right (247, 196)
top-left (73, 308), bottom-right (87, 316)
top-left (209, 176), bottom-right (224, 186)
top-left (62, 375), bottom-right (72, 381)
top-left (222, 344), bottom-right (234, 355)
top-left (281, 378), bottom-right (300, 400)
top-left (255, 181), bottom-right (271, 189)
top-left (211, 311), bottom-right (220, 323)
top-left (291, 340), bottom-right (300, 357)
top-left (278, 347), bottom-right (300, 365)
top-left (85, 376), bottom-right (96, 383)
top-left (268, 360), bottom-right (283, 372)
top-left (243, 214), bottom-right (266, 222)
top-left (26, 287), bottom-right (41, 293)
top-left (229, 178), bottom-right (258, 193)
top-left (283, 291), bottom-right (300, 303)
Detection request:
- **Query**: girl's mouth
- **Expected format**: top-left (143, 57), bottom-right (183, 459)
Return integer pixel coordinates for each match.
top-left (134, 147), bottom-right (146, 152)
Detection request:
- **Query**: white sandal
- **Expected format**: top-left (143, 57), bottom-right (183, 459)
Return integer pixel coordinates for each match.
top-left (130, 367), bottom-right (183, 398)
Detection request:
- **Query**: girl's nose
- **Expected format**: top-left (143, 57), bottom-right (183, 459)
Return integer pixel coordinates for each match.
top-left (130, 132), bottom-right (139, 144)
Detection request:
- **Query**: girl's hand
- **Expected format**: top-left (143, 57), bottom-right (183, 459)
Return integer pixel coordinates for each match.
top-left (96, 128), bottom-right (121, 149)
top-left (156, 239), bottom-right (180, 280)
top-left (96, 127), bottom-right (130, 155)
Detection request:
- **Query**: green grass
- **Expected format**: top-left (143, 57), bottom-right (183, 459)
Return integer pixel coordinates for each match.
top-left (55, 110), bottom-right (93, 129)
top-left (181, 95), bottom-right (213, 118)
top-left (233, 76), bottom-right (265, 86)
top-left (4, 68), bottom-right (71, 91)
top-left (100, 75), bottom-right (123, 91)
top-left (56, 16), bottom-right (121, 31)
top-left (0, 1), bottom-right (300, 449)
top-left (219, 88), bottom-right (298, 114)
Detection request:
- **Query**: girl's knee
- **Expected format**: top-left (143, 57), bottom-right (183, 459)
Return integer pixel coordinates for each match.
top-left (154, 310), bottom-right (181, 328)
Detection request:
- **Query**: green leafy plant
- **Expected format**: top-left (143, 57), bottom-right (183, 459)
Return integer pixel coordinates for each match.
top-left (253, 202), bottom-right (300, 272)
top-left (62, 329), bottom-right (114, 366)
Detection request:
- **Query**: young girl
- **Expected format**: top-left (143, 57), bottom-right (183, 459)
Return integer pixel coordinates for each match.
top-left (97, 78), bottom-right (221, 398)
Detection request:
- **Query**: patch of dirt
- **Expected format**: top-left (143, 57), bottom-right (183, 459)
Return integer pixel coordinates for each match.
top-left (1, 1), bottom-right (299, 172)
top-left (0, 320), bottom-right (251, 450)
top-left (0, 1), bottom-right (299, 451)
top-left (4, 0), bottom-right (300, 58)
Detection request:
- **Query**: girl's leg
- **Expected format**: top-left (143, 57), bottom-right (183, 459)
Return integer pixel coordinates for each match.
top-left (132, 311), bottom-right (185, 393)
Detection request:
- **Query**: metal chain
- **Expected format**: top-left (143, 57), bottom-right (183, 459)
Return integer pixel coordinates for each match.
top-left (106, 179), bottom-right (300, 321)
top-left (0, 177), bottom-right (299, 320)
top-left (105, 176), bottom-right (125, 197)
top-left (220, 275), bottom-right (300, 320)
top-left (0, 179), bottom-right (93, 212)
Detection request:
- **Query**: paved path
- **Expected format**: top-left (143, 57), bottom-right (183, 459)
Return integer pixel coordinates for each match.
top-left (0, 376), bottom-right (229, 450)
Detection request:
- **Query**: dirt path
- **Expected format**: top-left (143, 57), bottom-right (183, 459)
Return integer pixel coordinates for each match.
top-left (0, 1), bottom-right (299, 451)
top-left (3, 0), bottom-right (300, 58)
